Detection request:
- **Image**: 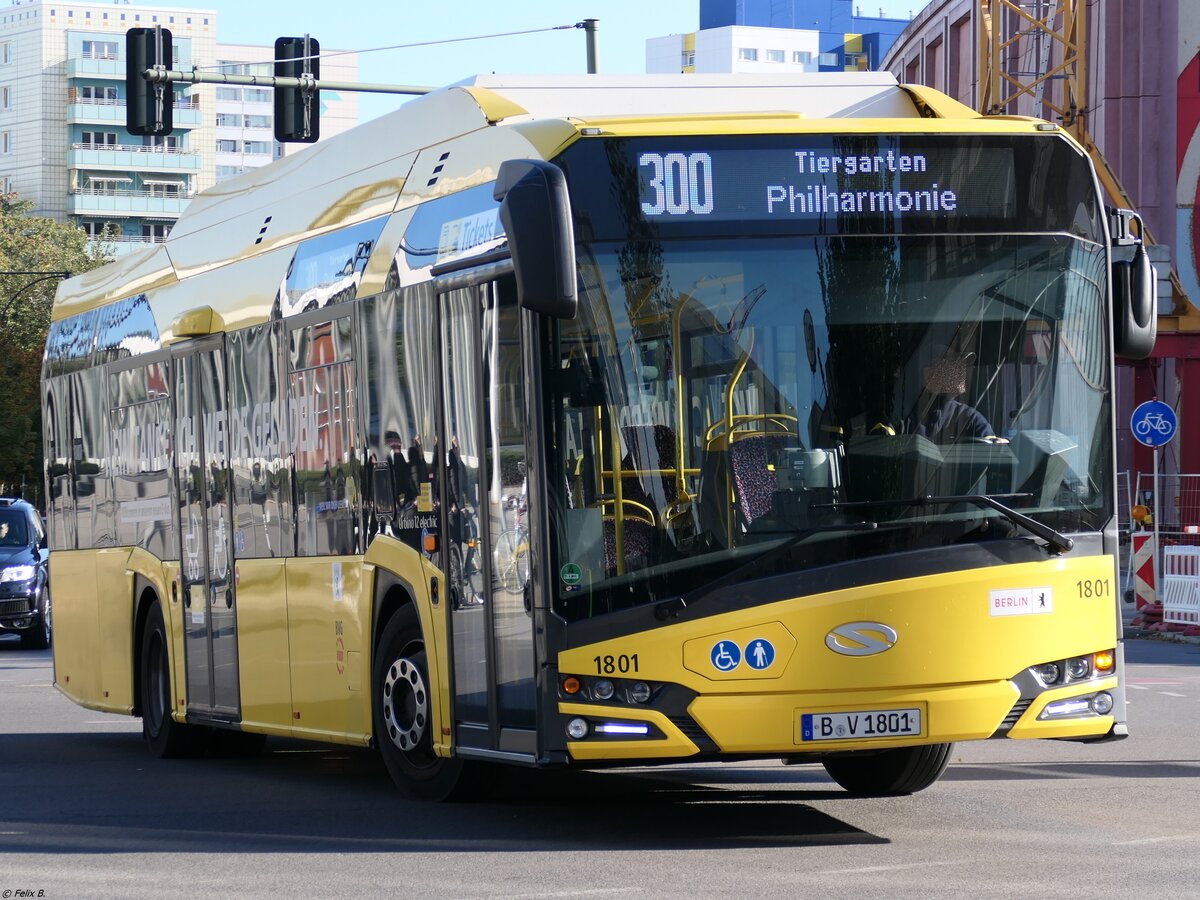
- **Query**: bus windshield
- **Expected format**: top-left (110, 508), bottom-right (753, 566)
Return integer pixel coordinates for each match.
top-left (544, 134), bottom-right (1111, 622)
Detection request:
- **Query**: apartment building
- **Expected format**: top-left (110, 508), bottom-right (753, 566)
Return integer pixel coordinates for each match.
top-left (647, 0), bottom-right (910, 76)
top-left (214, 42), bottom-right (357, 183)
top-left (0, 0), bottom-right (356, 256)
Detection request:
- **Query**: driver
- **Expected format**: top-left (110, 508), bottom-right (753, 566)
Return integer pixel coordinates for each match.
top-left (907, 345), bottom-right (1001, 443)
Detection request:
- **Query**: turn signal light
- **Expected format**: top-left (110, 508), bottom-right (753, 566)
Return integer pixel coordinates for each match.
top-left (1094, 651), bottom-right (1115, 673)
top-left (561, 676), bottom-right (581, 695)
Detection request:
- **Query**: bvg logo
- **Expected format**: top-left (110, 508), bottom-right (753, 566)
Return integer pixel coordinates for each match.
top-left (825, 622), bottom-right (898, 656)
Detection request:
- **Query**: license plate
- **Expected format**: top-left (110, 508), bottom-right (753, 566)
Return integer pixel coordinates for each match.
top-left (801, 708), bottom-right (922, 742)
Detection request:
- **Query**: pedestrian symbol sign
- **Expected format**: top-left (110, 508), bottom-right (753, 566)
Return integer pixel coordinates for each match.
top-left (710, 640), bottom-right (741, 672)
top-left (745, 638), bottom-right (776, 670)
top-left (1131, 400), bottom-right (1177, 448)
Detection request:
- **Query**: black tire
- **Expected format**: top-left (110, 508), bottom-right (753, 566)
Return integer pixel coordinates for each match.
top-left (373, 605), bottom-right (485, 801)
top-left (822, 742), bottom-right (953, 796)
top-left (140, 601), bottom-right (206, 758)
top-left (19, 586), bottom-right (51, 650)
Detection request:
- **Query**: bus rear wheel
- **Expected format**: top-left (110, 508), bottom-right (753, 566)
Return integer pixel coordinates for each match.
top-left (373, 605), bottom-right (483, 801)
top-left (822, 742), bottom-right (953, 796)
top-left (140, 601), bottom-right (206, 758)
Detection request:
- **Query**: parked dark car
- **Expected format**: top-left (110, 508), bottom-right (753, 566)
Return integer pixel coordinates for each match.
top-left (0, 499), bottom-right (50, 649)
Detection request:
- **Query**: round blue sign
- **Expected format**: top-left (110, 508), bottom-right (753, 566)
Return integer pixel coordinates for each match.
top-left (745, 638), bottom-right (776, 670)
top-left (710, 640), bottom-right (741, 672)
top-left (1131, 400), bottom-right (1177, 448)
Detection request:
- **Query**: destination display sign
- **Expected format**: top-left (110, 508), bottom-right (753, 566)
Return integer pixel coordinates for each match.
top-left (634, 140), bottom-right (1016, 224)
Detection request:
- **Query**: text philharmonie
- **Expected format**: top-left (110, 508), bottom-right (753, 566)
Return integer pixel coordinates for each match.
top-left (765, 182), bottom-right (959, 214)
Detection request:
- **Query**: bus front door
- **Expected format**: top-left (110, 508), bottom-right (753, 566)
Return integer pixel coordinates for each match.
top-left (173, 339), bottom-right (242, 722)
top-left (439, 277), bottom-right (537, 758)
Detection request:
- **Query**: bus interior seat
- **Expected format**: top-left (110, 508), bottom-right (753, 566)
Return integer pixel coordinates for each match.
top-left (621, 424), bottom-right (680, 506)
top-left (601, 499), bottom-right (656, 577)
top-left (729, 434), bottom-right (791, 525)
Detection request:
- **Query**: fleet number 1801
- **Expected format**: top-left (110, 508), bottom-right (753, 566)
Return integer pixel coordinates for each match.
top-left (593, 654), bottom-right (639, 675)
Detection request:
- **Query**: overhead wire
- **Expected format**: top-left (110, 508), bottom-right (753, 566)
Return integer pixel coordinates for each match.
top-left (196, 23), bottom-right (585, 71)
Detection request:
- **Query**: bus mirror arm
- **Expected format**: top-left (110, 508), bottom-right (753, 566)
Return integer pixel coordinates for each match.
top-left (495, 159), bottom-right (578, 320)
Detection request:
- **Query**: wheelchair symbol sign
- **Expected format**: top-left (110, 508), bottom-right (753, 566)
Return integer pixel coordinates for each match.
top-left (1131, 400), bottom-right (1177, 448)
top-left (710, 641), bottom-right (741, 672)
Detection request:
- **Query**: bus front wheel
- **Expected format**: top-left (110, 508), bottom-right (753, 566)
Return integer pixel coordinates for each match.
top-left (821, 742), bottom-right (953, 796)
top-left (373, 605), bottom-right (484, 801)
top-left (139, 601), bottom-right (206, 758)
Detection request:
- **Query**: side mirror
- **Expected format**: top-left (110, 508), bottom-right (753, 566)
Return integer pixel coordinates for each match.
top-left (1109, 209), bottom-right (1157, 359)
top-left (495, 159), bottom-right (577, 320)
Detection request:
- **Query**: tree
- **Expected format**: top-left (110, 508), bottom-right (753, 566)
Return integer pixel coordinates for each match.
top-left (0, 193), bottom-right (111, 504)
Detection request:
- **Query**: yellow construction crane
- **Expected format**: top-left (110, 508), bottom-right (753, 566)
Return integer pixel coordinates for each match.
top-left (978, 0), bottom-right (1191, 311)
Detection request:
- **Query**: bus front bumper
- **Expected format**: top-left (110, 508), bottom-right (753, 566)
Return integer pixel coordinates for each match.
top-left (562, 676), bottom-right (1120, 762)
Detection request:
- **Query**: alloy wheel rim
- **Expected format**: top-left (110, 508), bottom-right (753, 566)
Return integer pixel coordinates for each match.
top-left (382, 654), bottom-right (428, 754)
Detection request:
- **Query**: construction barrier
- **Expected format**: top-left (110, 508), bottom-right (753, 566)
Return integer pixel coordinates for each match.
top-left (1133, 473), bottom-right (1200, 548)
top-left (1132, 532), bottom-right (1156, 608)
top-left (1162, 546), bottom-right (1200, 628)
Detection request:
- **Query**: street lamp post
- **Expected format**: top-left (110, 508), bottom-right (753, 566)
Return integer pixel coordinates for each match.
top-left (0, 271), bottom-right (72, 322)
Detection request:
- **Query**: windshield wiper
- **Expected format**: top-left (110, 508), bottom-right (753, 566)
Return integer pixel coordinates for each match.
top-left (655, 520), bottom-right (878, 621)
top-left (832, 493), bottom-right (1074, 555)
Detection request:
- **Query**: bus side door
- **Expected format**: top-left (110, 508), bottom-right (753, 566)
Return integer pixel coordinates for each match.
top-left (438, 275), bottom-right (537, 757)
top-left (173, 337), bottom-right (242, 721)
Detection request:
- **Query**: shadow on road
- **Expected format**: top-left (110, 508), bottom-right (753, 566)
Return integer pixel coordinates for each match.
top-left (0, 731), bottom-right (887, 853)
top-left (940, 760), bottom-right (1200, 782)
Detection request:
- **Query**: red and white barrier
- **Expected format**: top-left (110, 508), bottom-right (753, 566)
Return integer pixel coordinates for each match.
top-left (1133, 533), bottom-right (1156, 609)
top-left (1162, 546), bottom-right (1200, 628)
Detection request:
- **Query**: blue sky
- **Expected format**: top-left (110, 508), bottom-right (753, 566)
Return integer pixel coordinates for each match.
top-left (144, 0), bottom-right (922, 120)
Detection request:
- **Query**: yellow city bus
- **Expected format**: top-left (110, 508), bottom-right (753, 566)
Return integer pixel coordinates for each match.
top-left (42, 74), bottom-right (1156, 800)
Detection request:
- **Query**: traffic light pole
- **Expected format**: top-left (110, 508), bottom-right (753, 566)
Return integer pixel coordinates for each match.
top-left (140, 67), bottom-right (432, 96)
top-left (128, 20), bottom-right (600, 138)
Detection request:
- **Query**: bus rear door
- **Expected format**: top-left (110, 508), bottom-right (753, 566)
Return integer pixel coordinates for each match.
top-left (172, 337), bottom-right (242, 722)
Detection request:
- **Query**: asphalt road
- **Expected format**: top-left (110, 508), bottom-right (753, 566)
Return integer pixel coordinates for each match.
top-left (0, 634), bottom-right (1198, 899)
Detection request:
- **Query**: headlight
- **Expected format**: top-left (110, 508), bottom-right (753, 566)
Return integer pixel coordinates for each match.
top-left (1034, 663), bottom-right (1061, 685)
top-left (0, 564), bottom-right (36, 583)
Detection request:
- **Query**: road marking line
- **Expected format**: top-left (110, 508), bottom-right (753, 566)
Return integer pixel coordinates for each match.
top-left (1114, 834), bottom-right (1198, 846)
top-left (1159, 692), bottom-right (1186, 697)
top-left (817, 863), bottom-right (957, 876)
top-left (494, 890), bottom-right (640, 898)
top-left (1127, 685), bottom-right (1149, 690)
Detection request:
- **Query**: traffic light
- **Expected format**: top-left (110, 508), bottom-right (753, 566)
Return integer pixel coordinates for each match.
top-left (274, 36), bottom-right (319, 143)
top-left (125, 27), bottom-right (173, 136)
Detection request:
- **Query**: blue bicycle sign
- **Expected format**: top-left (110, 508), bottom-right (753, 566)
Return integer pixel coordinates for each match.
top-left (1131, 400), bottom-right (1177, 448)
